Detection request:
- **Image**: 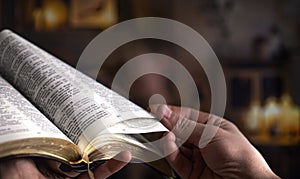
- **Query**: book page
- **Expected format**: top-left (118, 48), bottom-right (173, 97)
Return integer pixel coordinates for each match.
top-left (0, 75), bottom-right (70, 143)
top-left (0, 77), bottom-right (82, 163)
top-left (0, 30), bottom-right (167, 151)
top-left (0, 30), bottom-right (120, 147)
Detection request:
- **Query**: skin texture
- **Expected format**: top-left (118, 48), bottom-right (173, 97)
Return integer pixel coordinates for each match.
top-left (0, 151), bottom-right (131, 179)
top-left (150, 105), bottom-right (280, 179)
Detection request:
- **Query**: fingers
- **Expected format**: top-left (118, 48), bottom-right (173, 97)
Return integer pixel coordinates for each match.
top-left (163, 132), bottom-right (193, 179)
top-left (168, 105), bottom-right (210, 124)
top-left (77, 151), bottom-right (131, 179)
top-left (0, 158), bottom-right (45, 179)
top-left (148, 104), bottom-right (172, 120)
top-left (152, 104), bottom-right (223, 148)
top-left (94, 151), bottom-right (131, 178)
top-left (35, 158), bottom-right (79, 178)
top-left (168, 111), bottom-right (221, 148)
top-left (163, 107), bottom-right (206, 146)
top-left (150, 104), bottom-right (211, 124)
top-left (150, 105), bottom-right (200, 138)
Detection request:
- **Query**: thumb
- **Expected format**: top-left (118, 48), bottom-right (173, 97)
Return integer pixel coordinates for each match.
top-left (162, 132), bottom-right (194, 179)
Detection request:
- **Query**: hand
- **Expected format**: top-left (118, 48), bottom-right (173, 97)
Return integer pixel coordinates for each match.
top-left (150, 105), bottom-right (279, 179)
top-left (0, 151), bottom-right (131, 179)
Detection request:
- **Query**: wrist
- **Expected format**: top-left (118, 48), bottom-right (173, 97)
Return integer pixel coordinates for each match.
top-left (244, 146), bottom-right (280, 179)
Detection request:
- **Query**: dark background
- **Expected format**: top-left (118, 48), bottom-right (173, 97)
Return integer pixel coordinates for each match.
top-left (1, 0), bottom-right (300, 178)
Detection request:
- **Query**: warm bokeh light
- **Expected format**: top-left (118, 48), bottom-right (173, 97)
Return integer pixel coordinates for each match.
top-left (43, 0), bottom-right (67, 30)
top-left (33, 0), bottom-right (68, 30)
top-left (245, 94), bottom-right (300, 145)
top-left (245, 101), bottom-right (263, 133)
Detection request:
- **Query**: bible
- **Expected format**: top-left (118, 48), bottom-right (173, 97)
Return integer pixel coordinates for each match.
top-left (0, 29), bottom-right (174, 178)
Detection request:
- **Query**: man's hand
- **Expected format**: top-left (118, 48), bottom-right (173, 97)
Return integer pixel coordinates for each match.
top-left (150, 105), bottom-right (279, 179)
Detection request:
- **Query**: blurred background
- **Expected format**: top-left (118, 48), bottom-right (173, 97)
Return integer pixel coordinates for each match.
top-left (1, 0), bottom-right (300, 178)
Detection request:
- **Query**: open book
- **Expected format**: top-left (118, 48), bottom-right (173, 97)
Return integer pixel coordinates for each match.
top-left (0, 29), bottom-right (174, 178)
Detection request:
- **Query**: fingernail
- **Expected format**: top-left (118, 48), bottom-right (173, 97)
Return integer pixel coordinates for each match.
top-left (161, 105), bottom-right (172, 119)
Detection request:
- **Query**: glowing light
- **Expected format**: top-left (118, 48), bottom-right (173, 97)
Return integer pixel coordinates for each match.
top-left (43, 0), bottom-right (68, 30)
top-left (264, 98), bottom-right (280, 120)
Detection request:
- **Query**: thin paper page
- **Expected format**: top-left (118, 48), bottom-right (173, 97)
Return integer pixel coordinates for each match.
top-left (0, 75), bottom-right (70, 143)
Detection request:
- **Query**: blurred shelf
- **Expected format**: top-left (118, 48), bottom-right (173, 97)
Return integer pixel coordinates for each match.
top-left (248, 134), bottom-right (300, 146)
